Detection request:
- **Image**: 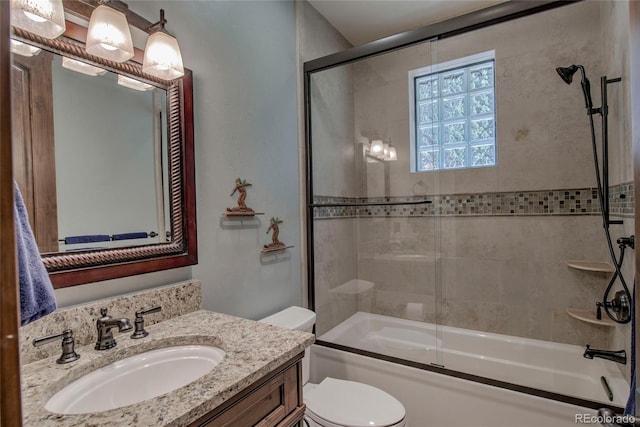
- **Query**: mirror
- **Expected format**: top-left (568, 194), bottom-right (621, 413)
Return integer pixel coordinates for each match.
top-left (11, 19), bottom-right (196, 288)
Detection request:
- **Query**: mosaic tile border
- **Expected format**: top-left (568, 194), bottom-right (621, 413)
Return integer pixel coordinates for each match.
top-left (609, 182), bottom-right (634, 216)
top-left (313, 182), bottom-right (634, 219)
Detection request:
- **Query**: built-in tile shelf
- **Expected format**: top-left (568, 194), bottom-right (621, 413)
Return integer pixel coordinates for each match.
top-left (566, 308), bottom-right (616, 327)
top-left (566, 260), bottom-right (615, 273)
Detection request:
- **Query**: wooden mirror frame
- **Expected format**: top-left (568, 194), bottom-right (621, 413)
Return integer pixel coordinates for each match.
top-left (11, 2), bottom-right (197, 288)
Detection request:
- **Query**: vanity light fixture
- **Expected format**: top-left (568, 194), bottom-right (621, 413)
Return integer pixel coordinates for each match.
top-left (117, 74), bottom-right (154, 91)
top-left (143, 9), bottom-right (184, 80)
top-left (61, 57), bottom-right (107, 76)
top-left (10, 39), bottom-right (42, 57)
top-left (370, 139), bottom-right (384, 156)
top-left (389, 146), bottom-right (398, 161)
top-left (10, 0), bottom-right (66, 39)
top-left (365, 137), bottom-right (397, 162)
top-left (86, 4), bottom-right (134, 63)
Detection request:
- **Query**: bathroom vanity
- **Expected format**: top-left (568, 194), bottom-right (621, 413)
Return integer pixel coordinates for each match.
top-left (187, 353), bottom-right (305, 426)
top-left (19, 282), bottom-right (314, 427)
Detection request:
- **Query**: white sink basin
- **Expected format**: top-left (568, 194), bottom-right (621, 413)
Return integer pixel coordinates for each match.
top-left (46, 345), bottom-right (225, 414)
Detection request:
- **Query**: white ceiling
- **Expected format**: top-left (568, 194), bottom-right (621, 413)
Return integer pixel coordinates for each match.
top-left (307, 0), bottom-right (507, 46)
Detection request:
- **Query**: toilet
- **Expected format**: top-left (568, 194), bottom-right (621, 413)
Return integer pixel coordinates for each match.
top-left (260, 306), bottom-right (407, 427)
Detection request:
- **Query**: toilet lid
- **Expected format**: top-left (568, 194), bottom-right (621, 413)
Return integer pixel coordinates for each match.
top-left (305, 378), bottom-right (406, 427)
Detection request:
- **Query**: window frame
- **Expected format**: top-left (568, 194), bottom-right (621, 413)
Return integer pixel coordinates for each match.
top-left (408, 50), bottom-right (497, 173)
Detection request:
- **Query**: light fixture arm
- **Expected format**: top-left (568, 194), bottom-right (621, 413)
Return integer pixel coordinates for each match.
top-left (148, 9), bottom-right (167, 34)
top-left (64, 0), bottom-right (155, 36)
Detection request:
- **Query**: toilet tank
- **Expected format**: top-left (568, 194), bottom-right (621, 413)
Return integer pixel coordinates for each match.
top-left (259, 306), bottom-right (315, 332)
top-left (259, 306), bottom-right (316, 384)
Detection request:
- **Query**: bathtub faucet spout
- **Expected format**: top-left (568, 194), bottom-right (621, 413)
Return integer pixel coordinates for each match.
top-left (583, 345), bottom-right (626, 364)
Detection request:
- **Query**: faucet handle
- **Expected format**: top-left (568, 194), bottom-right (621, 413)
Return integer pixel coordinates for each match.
top-left (131, 306), bottom-right (162, 339)
top-left (99, 307), bottom-right (111, 319)
top-left (33, 329), bottom-right (80, 364)
top-left (136, 306), bottom-right (162, 317)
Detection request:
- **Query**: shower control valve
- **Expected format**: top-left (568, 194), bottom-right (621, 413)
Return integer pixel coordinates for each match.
top-left (616, 235), bottom-right (634, 250)
top-left (595, 302), bottom-right (603, 320)
top-left (605, 291), bottom-right (630, 322)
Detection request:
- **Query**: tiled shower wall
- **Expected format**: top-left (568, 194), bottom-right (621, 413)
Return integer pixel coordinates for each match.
top-left (315, 192), bottom-right (631, 348)
top-left (356, 215), bottom-right (614, 347)
top-left (311, 1), bottom-right (634, 355)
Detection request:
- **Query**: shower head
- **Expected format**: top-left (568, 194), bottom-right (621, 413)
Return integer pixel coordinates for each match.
top-left (556, 64), bottom-right (593, 110)
top-left (556, 65), bottom-right (580, 84)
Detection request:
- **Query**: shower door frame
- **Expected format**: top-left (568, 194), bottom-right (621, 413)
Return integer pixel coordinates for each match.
top-left (302, 0), bottom-right (624, 412)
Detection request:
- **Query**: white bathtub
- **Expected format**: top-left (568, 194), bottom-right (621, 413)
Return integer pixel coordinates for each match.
top-left (318, 312), bottom-right (629, 407)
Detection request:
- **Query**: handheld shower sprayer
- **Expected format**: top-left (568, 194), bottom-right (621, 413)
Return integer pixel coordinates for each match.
top-left (556, 63), bottom-right (630, 324)
top-left (555, 65), bottom-right (578, 84)
top-left (555, 65), bottom-right (594, 111)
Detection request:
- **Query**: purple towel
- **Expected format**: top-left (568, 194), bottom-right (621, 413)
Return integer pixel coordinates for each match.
top-left (15, 182), bottom-right (56, 325)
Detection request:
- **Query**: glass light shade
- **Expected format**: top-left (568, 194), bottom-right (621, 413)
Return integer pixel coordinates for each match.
top-left (86, 5), bottom-right (134, 63)
top-left (117, 74), bottom-right (154, 91)
top-left (383, 143), bottom-right (390, 160)
top-left (370, 139), bottom-right (384, 155)
top-left (61, 57), bottom-right (107, 76)
top-left (10, 39), bottom-right (42, 57)
top-left (143, 31), bottom-right (184, 80)
top-left (389, 146), bottom-right (398, 161)
top-left (10, 0), bottom-right (65, 39)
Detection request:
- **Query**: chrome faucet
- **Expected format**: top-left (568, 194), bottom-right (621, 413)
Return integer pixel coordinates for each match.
top-left (583, 345), bottom-right (626, 364)
top-left (95, 308), bottom-right (132, 350)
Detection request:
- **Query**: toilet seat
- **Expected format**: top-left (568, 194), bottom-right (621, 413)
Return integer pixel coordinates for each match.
top-left (304, 378), bottom-right (406, 427)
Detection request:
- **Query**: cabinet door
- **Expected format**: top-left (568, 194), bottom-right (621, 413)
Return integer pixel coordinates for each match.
top-left (11, 51), bottom-right (58, 253)
top-left (191, 354), bottom-right (305, 427)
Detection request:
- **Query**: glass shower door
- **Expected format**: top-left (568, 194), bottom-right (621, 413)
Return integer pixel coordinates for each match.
top-left (308, 39), bottom-right (444, 369)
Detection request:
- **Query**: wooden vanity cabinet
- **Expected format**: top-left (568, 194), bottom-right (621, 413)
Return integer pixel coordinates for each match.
top-left (189, 352), bottom-right (306, 427)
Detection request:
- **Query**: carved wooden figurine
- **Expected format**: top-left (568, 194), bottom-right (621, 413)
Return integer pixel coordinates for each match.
top-left (227, 178), bottom-right (255, 215)
top-left (263, 217), bottom-right (286, 252)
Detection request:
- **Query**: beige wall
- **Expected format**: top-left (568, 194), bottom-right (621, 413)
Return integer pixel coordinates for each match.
top-left (357, 216), bottom-right (611, 348)
top-left (602, 0), bottom-right (632, 187)
top-left (354, 1), bottom-right (603, 198)
top-left (299, 0), bottom-right (355, 199)
top-left (310, 66), bottom-right (356, 198)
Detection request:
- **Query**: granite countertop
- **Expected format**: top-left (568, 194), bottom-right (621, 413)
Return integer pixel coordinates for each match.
top-left (22, 310), bottom-right (315, 426)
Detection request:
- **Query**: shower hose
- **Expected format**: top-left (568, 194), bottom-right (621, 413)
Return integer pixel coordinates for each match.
top-left (586, 108), bottom-right (633, 324)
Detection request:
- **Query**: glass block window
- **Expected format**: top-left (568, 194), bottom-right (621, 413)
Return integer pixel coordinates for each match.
top-left (409, 51), bottom-right (496, 172)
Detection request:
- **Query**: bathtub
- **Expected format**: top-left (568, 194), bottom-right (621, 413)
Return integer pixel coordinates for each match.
top-left (317, 312), bottom-right (628, 408)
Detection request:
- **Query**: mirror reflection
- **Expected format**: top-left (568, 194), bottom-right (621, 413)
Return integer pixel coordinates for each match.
top-left (11, 43), bottom-right (170, 255)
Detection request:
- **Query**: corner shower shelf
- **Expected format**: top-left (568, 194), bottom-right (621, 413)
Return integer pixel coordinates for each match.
top-left (566, 308), bottom-right (615, 327)
top-left (566, 260), bottom-right (615, 273)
